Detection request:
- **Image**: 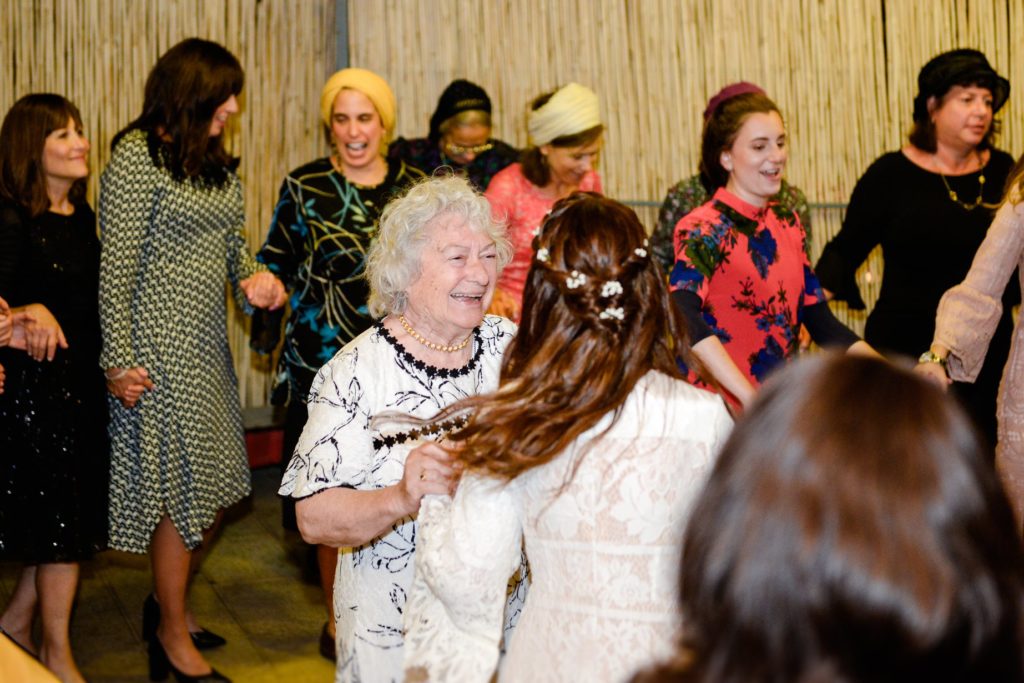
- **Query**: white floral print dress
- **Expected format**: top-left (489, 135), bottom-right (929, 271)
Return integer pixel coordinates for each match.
top-left (280, 315), bottom-right (524, 683)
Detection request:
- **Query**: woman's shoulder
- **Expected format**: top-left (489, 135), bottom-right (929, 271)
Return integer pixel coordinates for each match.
top-left (487, 162), bottom-right (525, 190)
top-left (618, 371), bottom-right (732, 437)
top-left (106, 129), bottom-right (158, 173)
top-left (0, 198), bottom-right (29, 233)
top-left (479, 314), bottom-right (517, 352)
top-left (987, 148), bottom-right (1016, 177)
top-left (286, 156), bottom-right (333, 181)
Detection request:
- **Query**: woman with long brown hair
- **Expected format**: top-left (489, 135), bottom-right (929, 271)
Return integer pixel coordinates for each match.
top-left (100, 39), bottom-right (283, 682)
top-left (402, 193), bottom-right (733, 682)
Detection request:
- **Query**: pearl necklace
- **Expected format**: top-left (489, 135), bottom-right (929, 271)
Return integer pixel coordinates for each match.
top-left (398, 315), bottom-right (472, 353)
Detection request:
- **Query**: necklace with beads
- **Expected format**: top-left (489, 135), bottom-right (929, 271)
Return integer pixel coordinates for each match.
top-left (934, 152), bottom-right (994, 211)
top-left (398, 315), bottom-right (472, 353)
top-left (939, 171), bottom-right (987, 211)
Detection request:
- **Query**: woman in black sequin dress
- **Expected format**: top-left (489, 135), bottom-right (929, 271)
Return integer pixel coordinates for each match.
top-left (0, 94), bottom-right (108, 683)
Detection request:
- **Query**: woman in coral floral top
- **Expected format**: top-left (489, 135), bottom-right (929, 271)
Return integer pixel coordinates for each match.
top-left (486, 83), bottom-right (603, 320)
top-left (672, 85), bottom-right (873, 406)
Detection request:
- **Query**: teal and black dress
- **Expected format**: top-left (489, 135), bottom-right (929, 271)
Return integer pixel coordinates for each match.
top-left (255, 157), bottom-right (423, 528)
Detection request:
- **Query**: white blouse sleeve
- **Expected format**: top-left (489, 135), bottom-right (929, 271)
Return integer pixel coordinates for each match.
top-left (404, 474), bottom-right (523, 682)
top-left (278, 347), bottom-right (375, 498)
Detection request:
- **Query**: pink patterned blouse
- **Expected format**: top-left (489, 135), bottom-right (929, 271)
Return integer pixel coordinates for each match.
top-left (485, 163), bottom-right (602, 316)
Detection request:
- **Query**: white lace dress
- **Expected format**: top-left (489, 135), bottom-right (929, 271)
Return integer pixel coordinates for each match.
top-left (279, 315), bottom-right (525, 683)
top-left (404, 370), bottom-right (733, 682)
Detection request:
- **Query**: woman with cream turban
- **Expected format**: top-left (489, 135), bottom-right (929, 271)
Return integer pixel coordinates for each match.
top-left (255, 66), bottom-right (423, 660)
top-left (486, 83), bottom-right (603, 320)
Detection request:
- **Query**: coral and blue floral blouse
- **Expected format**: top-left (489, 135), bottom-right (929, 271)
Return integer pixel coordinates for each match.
top-left (671, 187), bottom-right (824, 385)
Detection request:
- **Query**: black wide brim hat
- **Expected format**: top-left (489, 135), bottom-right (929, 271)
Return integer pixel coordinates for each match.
top-left (912, 48), bottom-right (1010, 121)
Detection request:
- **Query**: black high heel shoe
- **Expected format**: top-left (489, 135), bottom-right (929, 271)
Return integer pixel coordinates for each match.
top-left (143, 594), bottom-right (227, 650)
top-left (148, 635), bottom-right (230, 682)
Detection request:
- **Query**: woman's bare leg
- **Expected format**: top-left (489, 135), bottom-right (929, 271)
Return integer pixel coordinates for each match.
top-left (151, 516), bottom-right (212, 676)
top-left (0, 565), bottom-right (38, 653)
top-left (36, 562), bottom-right (85, 683)
top-left (317, 544), bottom-right (338, 639)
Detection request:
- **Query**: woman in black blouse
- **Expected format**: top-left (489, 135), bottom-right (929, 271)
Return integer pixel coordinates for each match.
top-left (816, 49), bottom-right (1015, 449)
top-left (0, 94), bottom-right (110, 683)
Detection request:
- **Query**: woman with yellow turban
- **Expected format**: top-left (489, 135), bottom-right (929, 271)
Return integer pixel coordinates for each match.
top-left (255, 67), bottom-right (423, 660)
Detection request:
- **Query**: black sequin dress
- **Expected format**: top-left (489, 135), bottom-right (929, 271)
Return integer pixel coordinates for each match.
top-left (0, 200), bottom-right (109, 563)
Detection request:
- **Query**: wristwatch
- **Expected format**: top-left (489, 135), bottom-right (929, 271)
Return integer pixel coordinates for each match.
top-left (918, 350), bottom-right (947, 367)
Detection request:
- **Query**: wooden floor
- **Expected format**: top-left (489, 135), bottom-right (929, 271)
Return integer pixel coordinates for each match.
top-left (0, 467), bottom-right (335, 682)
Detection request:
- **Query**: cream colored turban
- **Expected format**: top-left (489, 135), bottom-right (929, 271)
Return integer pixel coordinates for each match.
top-left (319, 68), bottom-right (397, 142)
top-left (527, 83), bottom-right (601, 146)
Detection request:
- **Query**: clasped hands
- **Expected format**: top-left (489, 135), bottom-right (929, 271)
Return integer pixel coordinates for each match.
top-left (240, 272), bottom-right (287, 310)
top-left (105, 366), bottom-right (156, 408)
top-left (1, 299), bottom-right (65, 361)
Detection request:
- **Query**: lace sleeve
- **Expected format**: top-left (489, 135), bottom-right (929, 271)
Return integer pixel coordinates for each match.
top-left (404, 476), bottom-right (523, 683)
top-left (935, 202), bottom-right (1024, 382)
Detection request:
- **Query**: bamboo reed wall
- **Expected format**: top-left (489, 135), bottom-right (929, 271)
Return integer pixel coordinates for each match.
top-left (4, 1), bottom-right (1023, 408)
top-left (1, 0), bottom-right (336, 408)
top-left (350, 0), bottom-right (1024, 334)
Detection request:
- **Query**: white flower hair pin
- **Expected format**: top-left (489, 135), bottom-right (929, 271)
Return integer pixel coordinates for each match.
top-left (566, 270), bottom-right (587, 289)
top-left (634, 238), bottom-right (649, 258)
top-left (600, 280), bottom-right (623, 298)
top-left (599, 307), bottom-right (625, 321)
top-left (536, 247), bottom-right (550, 263)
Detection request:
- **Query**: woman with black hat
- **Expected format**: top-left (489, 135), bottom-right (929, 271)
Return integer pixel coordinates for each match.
top-left (816, 48), bottom-right (1015, 449)
top-left (388, 79), bottom-right (518, 191)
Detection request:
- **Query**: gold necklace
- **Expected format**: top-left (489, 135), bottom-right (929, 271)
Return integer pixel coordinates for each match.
top-left (939, 171), bottom-right (986, 211)
top-left (398, 315), bottom-right (472, 353)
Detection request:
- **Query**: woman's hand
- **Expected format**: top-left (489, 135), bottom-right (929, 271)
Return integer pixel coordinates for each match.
top-left (915, 361), bottom-right (951, 389)
top-left (396, 442), bottom-right (461, 514)
top-left (487, 288), bottom-right (519, 321)
top-left (105, 366), bottom-right (156, 408)
top-left (241, 272), bottom-right (287, 310)
top-left (19, 303), bottom-right (67, 361)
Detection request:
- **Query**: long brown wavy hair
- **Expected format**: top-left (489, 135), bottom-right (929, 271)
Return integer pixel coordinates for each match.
top-left (112, 38), bottom-right (243, 187)
top-left (437, 192), bottom-right (704, 481)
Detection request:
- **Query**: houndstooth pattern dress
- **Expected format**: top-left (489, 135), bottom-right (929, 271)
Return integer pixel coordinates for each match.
top-left (99, 129), bottom-right (261, 553)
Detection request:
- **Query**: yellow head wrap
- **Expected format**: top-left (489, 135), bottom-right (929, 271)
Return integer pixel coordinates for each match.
top-left (320, 68), bottom-right (397, 144)
top-left (527, 83), bottom-right (601, 147)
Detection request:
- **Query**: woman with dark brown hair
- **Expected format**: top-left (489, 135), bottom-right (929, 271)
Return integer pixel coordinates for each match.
top-left (637, 353), bottom-right (1024, 683)
top-left (99, 38), bottom-right (284, 682)
top-left (671, 88), bottom-right (872, 407)
top-left (485, 83), bottom-right (603, 321)
top-left (0, 93), bottom-right (106, 683)
top-left (402, 193), bottom-right (733, 682)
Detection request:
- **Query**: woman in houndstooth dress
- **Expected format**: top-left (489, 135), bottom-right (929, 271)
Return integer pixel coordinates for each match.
top-left (99, 39), bottom-right (285, 682)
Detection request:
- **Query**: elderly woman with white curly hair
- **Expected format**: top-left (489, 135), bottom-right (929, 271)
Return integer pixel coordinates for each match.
top-left (279, 174), bottom-right (524, 683)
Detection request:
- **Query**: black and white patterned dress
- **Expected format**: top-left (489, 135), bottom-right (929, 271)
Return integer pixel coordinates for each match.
top-left (99, 129), bottom-right (262, 553)
top-left (280, 315), bottom-right (523, 683)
